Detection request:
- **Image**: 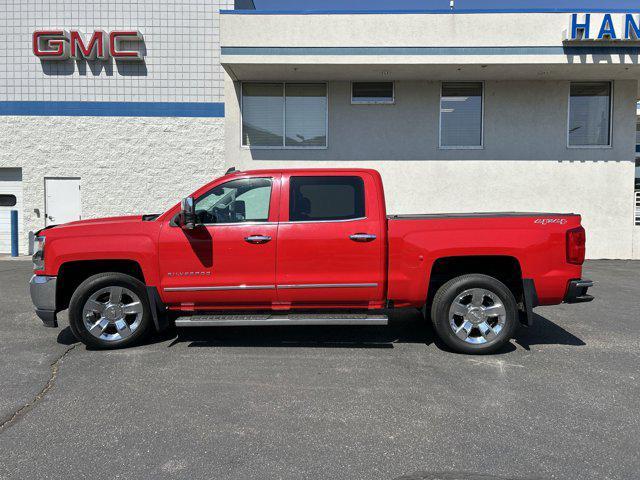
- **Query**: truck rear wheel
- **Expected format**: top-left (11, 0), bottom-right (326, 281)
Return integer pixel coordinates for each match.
top-left (430, 274), bottom-right (518, 355)
top-left (68, 272), bottom-right (152, 349)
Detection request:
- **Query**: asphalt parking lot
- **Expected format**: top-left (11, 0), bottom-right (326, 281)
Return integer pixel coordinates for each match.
top-left (0, 259), bottom-right (638, 480)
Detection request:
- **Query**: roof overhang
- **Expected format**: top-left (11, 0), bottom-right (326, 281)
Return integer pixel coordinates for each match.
top-left (221, 11), bottom-right (640, 90)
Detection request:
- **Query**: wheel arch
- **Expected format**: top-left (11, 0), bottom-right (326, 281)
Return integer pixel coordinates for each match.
top-left (56, 259), bottom-right (145, 311)
top-left (426, 255), bottom-right (524, 308)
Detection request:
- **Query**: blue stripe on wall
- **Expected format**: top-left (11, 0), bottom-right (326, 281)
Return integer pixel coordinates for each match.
top-left (0, 101), bottom-right (225, 117)
top-left (221, 46), bottom-right (640, 56)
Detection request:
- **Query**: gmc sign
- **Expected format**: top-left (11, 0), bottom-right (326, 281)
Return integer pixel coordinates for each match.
top-left (33, 30), bottom-right (145, 61)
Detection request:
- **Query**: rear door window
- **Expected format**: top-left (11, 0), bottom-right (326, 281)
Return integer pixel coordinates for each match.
top-left (289, 176), bottom-right (365, 222)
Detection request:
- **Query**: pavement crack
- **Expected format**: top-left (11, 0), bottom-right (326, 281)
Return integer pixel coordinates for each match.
top-left (0, 343), bottom-right (78, 433)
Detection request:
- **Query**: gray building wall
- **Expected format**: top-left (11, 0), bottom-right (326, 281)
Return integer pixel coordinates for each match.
top-left (226, 78), bottom-right (639, 259)
top-left (0, 0), bottom-right (231, 103)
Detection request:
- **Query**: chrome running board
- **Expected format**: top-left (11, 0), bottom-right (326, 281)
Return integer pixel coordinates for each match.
top-left (174, 313), bottom-right (388, 327)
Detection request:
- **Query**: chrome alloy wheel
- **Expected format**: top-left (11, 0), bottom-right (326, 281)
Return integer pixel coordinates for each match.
top-left (82, 286), bottom-right (144, 342)
top-left (448, 288), bottom-right (507, 345)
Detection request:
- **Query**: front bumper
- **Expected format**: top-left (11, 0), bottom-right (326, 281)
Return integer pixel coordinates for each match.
top-left (564, 279), bottom-right (594, 304)
top-left (29, 275), bottom-right (58, 327)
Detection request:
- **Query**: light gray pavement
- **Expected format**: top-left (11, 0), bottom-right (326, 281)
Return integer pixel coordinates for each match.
top-left (0, 259), bottom-right (638, 480)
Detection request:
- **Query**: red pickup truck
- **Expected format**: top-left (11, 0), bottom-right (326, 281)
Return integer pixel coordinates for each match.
top-left (30, 168), bottom-right (593, 354)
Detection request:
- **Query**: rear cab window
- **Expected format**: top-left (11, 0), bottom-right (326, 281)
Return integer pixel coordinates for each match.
top-left (289, 176), bottom-right (365, 222)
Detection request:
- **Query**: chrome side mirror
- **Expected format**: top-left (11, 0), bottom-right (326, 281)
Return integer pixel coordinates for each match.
top-left (178, 197), bottom-right (197, 230)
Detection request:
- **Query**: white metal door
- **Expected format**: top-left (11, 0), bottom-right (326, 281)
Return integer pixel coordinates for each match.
top-left (0, 168), bottom-right (23, 254)
top-left (44, 178), bottom-right (81, 226)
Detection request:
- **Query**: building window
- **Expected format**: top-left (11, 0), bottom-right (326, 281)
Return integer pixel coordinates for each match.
top-left (285, 84), bottom-right (327, 147)
top-left (568, 82), bottom-right (612, 147)
top-left (440, 82), bottom-right (484, 148)
top-left (289, 176), bottom-right (365, 222)
top-left (351, 82), bottom-right (394, 104)
top-left (635, 163), bottom-right (640, 225)
top-left (242, 83), bottom-right (327, 148)
top-left (635, 118), bottom-right (640, 156)
top-left (0, 194), bottom-right (17, 207)
top-left (241, 84), bottom-right (284, 147)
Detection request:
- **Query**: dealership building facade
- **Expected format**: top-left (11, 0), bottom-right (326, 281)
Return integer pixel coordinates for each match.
top-left (0, 0), bottom-right (232, 254)
top-left (1, 4), bottom-right (640, 259)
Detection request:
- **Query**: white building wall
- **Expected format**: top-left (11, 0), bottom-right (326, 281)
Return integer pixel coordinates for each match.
top-left (0, 116), bottom-right (226, 253)
top-left (221, 11), bottom-right (604, 48)
top-left (220, 11), bottom-right (640, 74)
top-left (226, 77), bottom-right (639, 259)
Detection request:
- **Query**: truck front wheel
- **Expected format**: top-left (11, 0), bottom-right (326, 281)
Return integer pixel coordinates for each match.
top-left (430, 274), bottom-right (518, 355)
top-left (68, 272), bottom-right (152, 349)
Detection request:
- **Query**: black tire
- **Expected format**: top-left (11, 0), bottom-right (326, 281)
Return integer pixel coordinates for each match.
top-left (68, 272), bottom-right (152, 349)
top-left (430, 274), bottom-right (518, 355)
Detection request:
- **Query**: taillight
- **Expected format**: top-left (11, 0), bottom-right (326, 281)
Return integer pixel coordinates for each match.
top-left (566, 226), bottom-right (586, 265)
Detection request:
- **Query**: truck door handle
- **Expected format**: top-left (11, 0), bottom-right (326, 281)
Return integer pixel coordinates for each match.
top-left (245, 235), bottom-right (272, 244)
top-left (349, 233), bottom-right (377, 242)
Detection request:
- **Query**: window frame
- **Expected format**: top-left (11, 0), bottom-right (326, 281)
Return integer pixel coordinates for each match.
top-left (193, 177), bottom-right (274, 226)
top-left (287, 175), bottom-right (367, 224)
top-left (438, 81), bottom-right (485, 150)
top-left (566, 81), bottom-right (614, 150)
top-left (350, 81), bottom-right (395, 105)
top-left (240, 81), bottom-right (329, 150)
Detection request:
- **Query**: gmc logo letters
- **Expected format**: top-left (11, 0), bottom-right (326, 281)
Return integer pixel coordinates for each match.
top-left (33, 30), bottom-right (144, 61)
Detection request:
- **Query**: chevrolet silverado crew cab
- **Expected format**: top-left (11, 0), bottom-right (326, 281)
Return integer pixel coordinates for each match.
top-left (29, 168), bottom-right (593, 354)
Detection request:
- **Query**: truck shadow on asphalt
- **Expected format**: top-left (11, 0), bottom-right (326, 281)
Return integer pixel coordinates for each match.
top-left (56, 311), bottom-right (585, 354)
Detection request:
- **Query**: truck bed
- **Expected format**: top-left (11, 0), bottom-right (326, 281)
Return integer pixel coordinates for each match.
top-left (388, 212), bottom-right (577, 220)
top-left (385, 211), bottom-right (583, 307)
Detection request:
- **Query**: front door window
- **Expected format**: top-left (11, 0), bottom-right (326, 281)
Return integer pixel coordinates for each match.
top-left (196, 178), bottom-right (271, 225)
top-left (195, 177), bottom-right (272, 224)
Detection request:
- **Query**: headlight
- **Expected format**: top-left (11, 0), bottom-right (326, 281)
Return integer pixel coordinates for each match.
top-left (32, 236), bottom-right (45, 270)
